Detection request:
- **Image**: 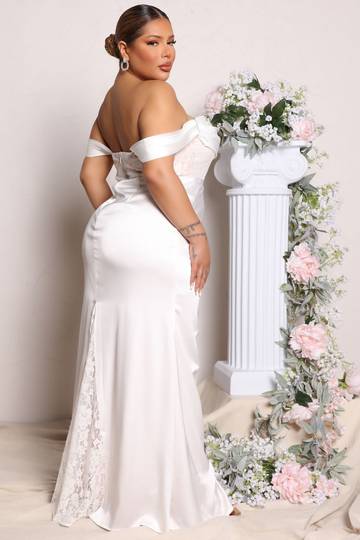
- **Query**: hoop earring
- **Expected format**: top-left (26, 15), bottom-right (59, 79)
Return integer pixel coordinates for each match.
top-left (120, 58), bottom-right (129, 71)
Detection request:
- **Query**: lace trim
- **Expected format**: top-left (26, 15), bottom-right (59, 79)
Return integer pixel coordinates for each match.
top-left (51, 301), bottom-right (106, 526)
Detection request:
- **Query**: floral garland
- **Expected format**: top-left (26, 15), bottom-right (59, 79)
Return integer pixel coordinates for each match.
top-left (203, 70), bottom-right (359, 508)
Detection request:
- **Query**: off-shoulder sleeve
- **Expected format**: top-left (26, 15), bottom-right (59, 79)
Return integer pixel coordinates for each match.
top-left (130, 116), bottom-right (221, 163)
top-left (85, 138), bottom-right (113, 157)
top-left (130, 120), bottom-right (199, 163)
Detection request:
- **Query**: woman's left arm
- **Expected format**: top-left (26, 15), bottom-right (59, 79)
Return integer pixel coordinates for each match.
top-left (79, 119), bottom-right (113, 209)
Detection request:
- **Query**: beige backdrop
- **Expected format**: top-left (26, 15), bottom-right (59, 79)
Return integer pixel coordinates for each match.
top-left (1, 0), bottom-right (359, 422)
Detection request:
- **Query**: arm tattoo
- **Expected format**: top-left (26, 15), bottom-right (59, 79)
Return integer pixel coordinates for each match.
top-left (190, 244), bottom-right (197, 258)
top-left (185, 232), bottom-right (207, 238)
top-left (177, 220), bottom-right (201, 234)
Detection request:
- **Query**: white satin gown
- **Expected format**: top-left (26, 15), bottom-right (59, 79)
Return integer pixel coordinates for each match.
top-left (50, 114), bottom-right (233, 533)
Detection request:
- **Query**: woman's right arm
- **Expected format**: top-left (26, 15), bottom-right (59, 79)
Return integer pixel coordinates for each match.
top-left (137, 81), bottom-right (210, 296)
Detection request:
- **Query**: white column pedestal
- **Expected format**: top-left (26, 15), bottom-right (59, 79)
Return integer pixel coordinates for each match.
top-left (213, 138), bottom-right (309, 396)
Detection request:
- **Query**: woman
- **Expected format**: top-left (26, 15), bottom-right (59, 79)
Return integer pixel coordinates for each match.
top-left (51, 4), bottom-right (240, 533)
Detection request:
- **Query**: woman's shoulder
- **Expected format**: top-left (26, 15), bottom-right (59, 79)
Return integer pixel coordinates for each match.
top-left (136, 80), bottom-right (184, 121)
top-left (136, 80), bottom-right (186, 138)
top-left (135, 79), bottom-right (178, 104)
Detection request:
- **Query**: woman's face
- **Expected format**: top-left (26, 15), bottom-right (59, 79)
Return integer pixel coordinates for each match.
top-left (119, 18), bottom-right (176, 80)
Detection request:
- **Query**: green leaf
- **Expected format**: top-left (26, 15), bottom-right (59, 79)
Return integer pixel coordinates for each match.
top-left (269, 391), bottom-right (289, 405)
top-left (299, 173), bottom-right (316, 186)
top-left (261, 391), bottom-right (276, 400)
top-left (210, 113), bottom-right (223, 126)
top-left (300, 421), bottom-right (314, 434)
top-left (280, 284), bottom-right (293, 292)
top-left (246, 77), bottom-right (261, 91)
top-left (288, 444), bottom-right (302, 455)
top-left (209, 447), bottom-right (227, 460)
top-left (295, 390), bottom-right (312, 406)
top-left (263, 102), bottom-right (272, 116)
top-left (272, 98), bottom-right (286, 118)
top-left (275, 371), bottom-right (289, 389)
top-left (207, 423), bottom-right (221, 439)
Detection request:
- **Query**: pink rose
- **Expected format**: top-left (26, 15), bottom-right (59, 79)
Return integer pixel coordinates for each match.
top-left (246, 90), bottom-right (270, 113)
top-left (289, 323), bottom-right (329, 360)
top-left (345, 366), bottom-right (360, 396)
top-left (324, 385), bottom-right (352, 416)
top-left (315, 474), bottom-right (339, 498)
top-left (265, 91), bottom-right (279, 107)
top-left (290, 117), bottom-right (316, 142)
top-left (321, 428), bottom-right (339, 453)
top-left (272, 462), bottom-right (312, 503)
top-left (308, 399), bottom-right (320, 413)
top-left (283, 403), bottom-right (312, 425)
top-left (328, 366), bottom-right (344, 379)
top-left (321, 412), bottom-right (334, 422)
top-left (286, 242), bottom-right (320, 283)
top-left (246, 90), bottom-right (280, 114)
top-left (328, 376), bottom-right (339, 389)
top-left (205, 88), bottom-right (224, 116)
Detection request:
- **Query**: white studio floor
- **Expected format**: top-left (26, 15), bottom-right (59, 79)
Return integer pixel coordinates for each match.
top-left (1, 377), bottom-right (359, 540)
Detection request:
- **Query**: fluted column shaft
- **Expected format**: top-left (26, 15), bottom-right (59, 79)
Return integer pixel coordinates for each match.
top-left (213, 139), bottom-right (309, 395)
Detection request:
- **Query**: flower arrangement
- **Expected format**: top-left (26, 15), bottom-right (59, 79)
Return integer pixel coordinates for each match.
top-left (205, 69), bottom-right (325, 157)
top-left (205, 425), bottom-right (341, 507)
top-left (203, 70), bottom-right (359, 508)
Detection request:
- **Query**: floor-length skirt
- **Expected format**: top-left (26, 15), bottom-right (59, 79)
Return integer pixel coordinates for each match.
top-left (51, 193), bottom-right (233, 533)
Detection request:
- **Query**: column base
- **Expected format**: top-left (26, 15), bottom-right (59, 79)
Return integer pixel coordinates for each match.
top-left (213, 360), bottom-right (276, 396)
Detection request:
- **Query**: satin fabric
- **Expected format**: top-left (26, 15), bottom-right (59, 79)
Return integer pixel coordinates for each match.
top-left (50, 114), bottom-right (233, 533)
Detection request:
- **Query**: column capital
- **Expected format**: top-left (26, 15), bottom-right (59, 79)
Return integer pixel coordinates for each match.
top-left (214, 139), bottom-right (310, 194)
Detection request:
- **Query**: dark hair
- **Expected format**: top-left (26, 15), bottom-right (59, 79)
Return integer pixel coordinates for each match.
top-left (104, 4), bottom-right (170, 60)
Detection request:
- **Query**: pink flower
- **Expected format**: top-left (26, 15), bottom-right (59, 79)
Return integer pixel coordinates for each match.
top-left (290, 117), bottom-right (316, 142)
top-left (321, 435), bottom-right (337, 454)
top-left (320, 428), bottom-right (339, 453)
top-left (308, 399), bottom-right (320, 413)
top-left (246, 90), bottom-right (277, 113)
top-left (345, 366), bottom-right (360, 396)
top-left (321, 412), bottom-right (334, 422)
top-left (314, 474), bottom-right (339, 498)
top-left (272, 462), bottom-right (312, 503)
top-left (289, 323), bottom-right (329, 360)
top-left (326, 366), bottom-right (344, 389)
top-left (205, 88), bottom-right (224, 116)
top-left (286, 242), bottom-right (320, 283)
top-left (328, 376), bottom-right (339, 389)
top-left (283, 403), bottom-right (312, 425)
top-left (324, 385), bottom-right (352, 416)
top-left (265, 91), bottom-right (279, 107)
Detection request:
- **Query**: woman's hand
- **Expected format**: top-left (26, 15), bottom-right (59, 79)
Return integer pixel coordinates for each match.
top-left (188, 236), bottom-right (211, 295)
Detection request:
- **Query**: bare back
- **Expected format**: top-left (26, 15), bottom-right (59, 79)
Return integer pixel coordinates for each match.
top-left (95, 78), bottom-right (191, 153)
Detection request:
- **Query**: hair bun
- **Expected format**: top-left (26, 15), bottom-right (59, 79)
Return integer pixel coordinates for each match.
top-left (104, 33), bottom-right (120, 59)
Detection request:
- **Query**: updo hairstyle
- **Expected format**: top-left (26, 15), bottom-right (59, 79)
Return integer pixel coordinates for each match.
top-left (104, 4), bottom-right (170, 62)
